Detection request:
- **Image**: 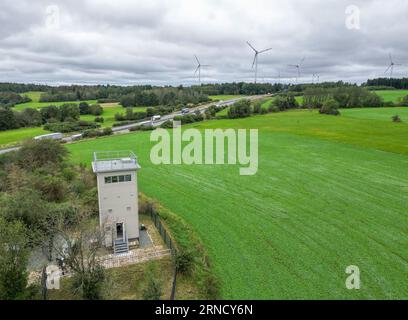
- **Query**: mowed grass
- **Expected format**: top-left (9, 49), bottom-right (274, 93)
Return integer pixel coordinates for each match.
top-left (374, 90), bottom-right (408, 103)
top-left (0, 127), bottom-right (47, 148)
top-left (209, 95), bottom-right (243, 101)
top-left (67, 109), bottom-right (408, 299)
top-left (341, 107), bottom-right (408, 122)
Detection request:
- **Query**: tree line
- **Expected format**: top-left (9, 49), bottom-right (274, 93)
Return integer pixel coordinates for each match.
top-left (0, 102), bottom-right (103, 132)
top-left (364, 78), bottom-right (408, 90)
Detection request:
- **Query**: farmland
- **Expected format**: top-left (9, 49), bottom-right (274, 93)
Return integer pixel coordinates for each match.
top-left (375, 89), bottom-right (408, 103)
top-left (67, 108), bottom-right (408, 299)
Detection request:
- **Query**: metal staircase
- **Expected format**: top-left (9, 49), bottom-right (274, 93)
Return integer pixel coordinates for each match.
top-left (113, 228), bottom-right (129, 255)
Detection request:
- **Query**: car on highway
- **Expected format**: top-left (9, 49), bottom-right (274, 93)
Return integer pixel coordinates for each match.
top-left (181, 108), bottom-right (190, 114)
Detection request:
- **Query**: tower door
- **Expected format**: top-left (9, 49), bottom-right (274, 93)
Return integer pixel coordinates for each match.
top-left (116, 222), bottom-right (124, 241)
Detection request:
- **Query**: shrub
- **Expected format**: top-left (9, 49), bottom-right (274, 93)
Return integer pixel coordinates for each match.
top-left (44, 121), bottom-right (100, 133)
top-left (175, 248), bottom-right (194, 275)
top-left (227, 99), bottom-right (252, 118)
top-left (94, 117), bottom-right (104, 123)
top-left (252, 101), bottom-right (262, 114)
top-left (319, 99), bottom-right (341, 115)
top-left (400, 95), bottom-right (408, 106)
top-left (101, 127), bottom-right (113, 136)
top-left (89, 104), bottom-right (103, 116)
top-left (160, 120), bottom-right (173, 128)
top-left (268, 104), bottom-right (280, 113)
top-left (392, 115), bottom-right (401, 123)
top-left (81, 129), bottom-right (98, 138)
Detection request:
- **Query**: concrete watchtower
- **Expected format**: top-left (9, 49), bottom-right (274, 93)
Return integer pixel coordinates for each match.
top-left (92, 151), bottom-right (141, 254)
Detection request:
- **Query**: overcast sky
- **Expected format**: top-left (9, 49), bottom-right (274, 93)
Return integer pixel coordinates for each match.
top-left (0, 0), bottom-right (407, 86)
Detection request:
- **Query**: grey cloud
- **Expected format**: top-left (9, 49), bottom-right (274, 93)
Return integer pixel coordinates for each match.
top-left (0, 0), bottom-right (407, 85)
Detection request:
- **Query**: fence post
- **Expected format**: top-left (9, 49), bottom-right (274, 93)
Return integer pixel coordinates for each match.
top-left (41, 266), bottom-right (48, 300)
top-left (170, 266), bottom-right (177, 300)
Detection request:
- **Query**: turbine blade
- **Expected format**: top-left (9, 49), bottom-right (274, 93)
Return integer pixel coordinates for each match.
top-left (384, 65), bottom-right (392, 74)
top-left (389, 54), bottom-right (393, 63)
top-left (194, 66), bottom-right (200, 75)
top-left (246, 41), bottom-right (257, 53)
top-left (195, 55), bottom-right (200, 65)
top-left (252, 54), bottom-right (257, 68)
top-left (259, 47), bottom-right (272, 54)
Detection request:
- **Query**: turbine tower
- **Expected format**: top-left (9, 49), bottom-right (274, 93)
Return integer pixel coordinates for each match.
top-left (385, 54), bottom-right (401, 78)
top-left (247, 41), bottom-right (272, 83)
top-left (288, 57), bottom-right (305, 83)
top-left (312, 73), bottom-right (320, 84)
top-left (194, 55), bottom-right (210, 84)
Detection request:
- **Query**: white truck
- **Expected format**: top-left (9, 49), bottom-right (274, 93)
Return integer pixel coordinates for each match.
top-left (34, 132), bottom-right (63, 141)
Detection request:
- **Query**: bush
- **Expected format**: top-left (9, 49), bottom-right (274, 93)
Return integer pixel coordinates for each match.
top-left (227, 99), bottom-right (252, 118)
top-left (94, 117), bottom-right (104, 123)
top-left (392, 115), bottom-right (401, 123)
top-left (273, 95), bottom-right (299, 111)
top-left (101, 127), bottom-right (113, 136)
top-left (252, 101), bottom-right (262, 114)
top-left (268, 104), bottom-right (280, 113)
top-left (81, 129), bottom-right (98, 138)
top-left (175, 248), bottom-right (194, 275)
top-left (160, 120), bottom-right (173, 128)
top-left (400, 95), bottom-right (408, 106)
top-left (44, 121), bottom-right (100, 133)
top-left (89, 104), bottom-right (103, 116)
top-left (319, 99), bottom-right (341, 115)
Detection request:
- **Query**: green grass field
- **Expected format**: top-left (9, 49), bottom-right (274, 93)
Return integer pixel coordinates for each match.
top-left (0, 127), bottom-right (48, 148)
top-left (67, 108), bottom-right (408, 299)
top-left (374, 90), bottom-right (408, 103)
top-left (209, 95), bottom-right (243, 101)
top-left (341, 107), bottom-right (408, 122)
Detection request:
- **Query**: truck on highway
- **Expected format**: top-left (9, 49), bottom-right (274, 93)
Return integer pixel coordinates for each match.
top-left (34, 132), bottom-right (63, 141)
top-left (151, 115), bottom-right (161, 121)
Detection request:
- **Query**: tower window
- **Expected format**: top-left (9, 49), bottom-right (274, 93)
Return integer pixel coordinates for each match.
top-left (125, 175), bottom-right (132, 182)
top-left (112, 176), bottom-right (118, 183)
top-left (105, 177), bottom-right (112, 184)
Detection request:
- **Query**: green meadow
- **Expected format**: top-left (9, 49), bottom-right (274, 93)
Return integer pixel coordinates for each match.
top-left (67, 108), bottom-right (408, 299)
top-left (375, 90), bottom-right (408, 103)
top-left (209, 95), bottom-right (243, 101)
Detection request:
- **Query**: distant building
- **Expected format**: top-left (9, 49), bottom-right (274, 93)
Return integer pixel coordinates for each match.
top-left (92, 151), bottom-right (141, 254)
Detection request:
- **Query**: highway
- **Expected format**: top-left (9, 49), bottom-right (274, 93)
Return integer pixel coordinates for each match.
top-left (0, 94), bottom-right (272, 155)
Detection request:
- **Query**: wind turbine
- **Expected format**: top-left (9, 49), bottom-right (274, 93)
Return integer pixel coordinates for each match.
top-left (288, 57), bottom-right (305, 83)
top-left (194, 55), bottom-right (210, 84)
top-left (247, 41), bottom-right (272, 83)
top-left (384, 54), bottom-right (401, 78)
top-left (312, 73), bottom-right (320, 84)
